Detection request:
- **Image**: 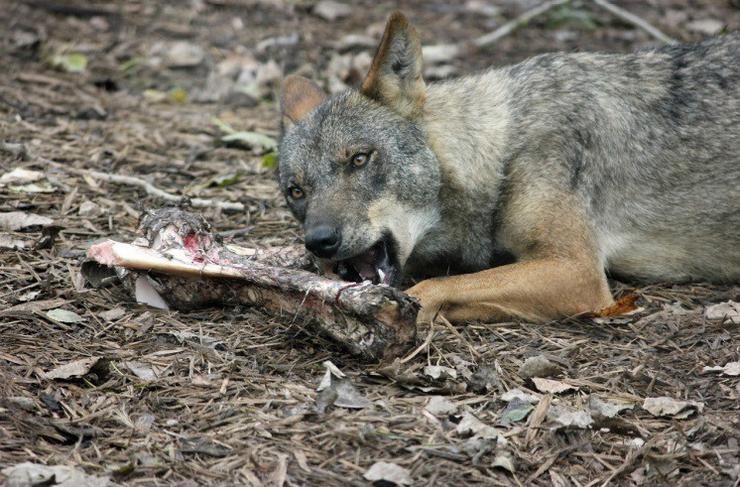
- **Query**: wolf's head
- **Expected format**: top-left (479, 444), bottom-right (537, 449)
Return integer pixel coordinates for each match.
top-left (278, 12), bottom-right (441, 286)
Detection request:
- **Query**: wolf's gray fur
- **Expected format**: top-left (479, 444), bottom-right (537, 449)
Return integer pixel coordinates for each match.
top-left (279, 27), bottom-right (740, 291)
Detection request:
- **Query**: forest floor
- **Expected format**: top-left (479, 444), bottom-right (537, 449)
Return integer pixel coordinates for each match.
top-left (1, 0), bottom-right (739, 485)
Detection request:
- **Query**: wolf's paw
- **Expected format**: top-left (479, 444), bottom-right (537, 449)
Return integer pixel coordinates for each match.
top-left (405, 280), bottom-right (443, 324)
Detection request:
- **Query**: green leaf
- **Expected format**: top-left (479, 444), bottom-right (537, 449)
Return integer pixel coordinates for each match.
top-left (168, 87), bottom-right (188, 104)
top-left (51, 53), bottom-right (88, 73)
top-left (261, 151), bottom-right (278, 169)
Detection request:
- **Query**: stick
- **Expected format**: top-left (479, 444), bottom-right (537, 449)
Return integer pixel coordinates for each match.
top-left (45, 161), bottom-right (245, 212)
top-left (83, 208), bottom-right (418, 362)
top-left (591, 0), bottom-right (676, 45)
top-left (423, 0), bottom-right (572, 64)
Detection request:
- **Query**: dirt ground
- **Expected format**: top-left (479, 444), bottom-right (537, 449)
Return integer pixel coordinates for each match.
top-left (1, 0), bottom-right (739, 485)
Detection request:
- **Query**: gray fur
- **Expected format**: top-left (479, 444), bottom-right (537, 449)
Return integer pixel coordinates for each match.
top-left (280, 32), bottom-right (740, 284)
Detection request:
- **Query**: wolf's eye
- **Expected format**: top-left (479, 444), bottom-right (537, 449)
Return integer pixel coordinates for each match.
top-left (351, 152), bottom-right (370, 167)
top-left (288, 185), bottom-right (304, 199)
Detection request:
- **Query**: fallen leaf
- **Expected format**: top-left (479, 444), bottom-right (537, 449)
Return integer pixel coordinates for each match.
top-left (0, 168), bottom-right (43, 185)
top-left (704, 301), bottom-right (740, 324)
top-left (99, 307), bottom-right (125, 321)
top-left (51, 53), bottom-right (88, 72)
top-left (8, 181), bottom-right (55, 193)
top-left (642, 396), bottom-right (704, 418)
top-left (123, 361), bottom-right (159, 382)
top-left (315, 361), bottom-right (370, 412)
top-left (43, 357), bottom-right (102, 380)
top-left (425, 396), bottom-right (457, 416)
top-left (46, 308), bottom-right (84, 324)
top-left (500, 388), bottom-right (541, 404)
top-left (702, 361), bottom-right (740, 376)
top-left (134, 276), bottom-right (170, 310)
top-left (1, 462), bottom-right (110, 487)
top-left (532, 378), bottom-right (577, 394)
top-left (363, 462), bottom-right (412, 486)
top-left (78, 200), bottom-right (102, 217)
top-left (313, 0), bottom-right (352, 21)
top-left (0, 234), bottom-right (29, 250)
top-left (468, 365), bottom-right (502, 393)
top-left (456, 412), bottom-right (501, 440)
top-left (500, 398), bottom-right (535, 424)
top-left (518, 355), bottom-right (561, 379)
top-left (547, 405), bottom-right (593, 430)
top-left (0, 212), bottom-right (54, 231)
top-left (221, 131), bottom-right (277, 153)
top-left (492, 451), bottom-right (515, 473)
top-left (686, 19), bottom-right (724, 35)
top-left (423, 365), bottom-right (457, 380)
top-left (594, 293), bottom-right (640, 317)
top-left (588, 396), bottom-right (634, 418)
top-left (151, 41), bottom-right (205, 68)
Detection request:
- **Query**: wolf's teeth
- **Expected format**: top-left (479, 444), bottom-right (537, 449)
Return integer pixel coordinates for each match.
top-left (377, 268), bottom-right (386, 283)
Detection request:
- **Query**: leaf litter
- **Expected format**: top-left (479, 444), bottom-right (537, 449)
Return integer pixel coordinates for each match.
top-left (1, 1), bottom-right (739, 485)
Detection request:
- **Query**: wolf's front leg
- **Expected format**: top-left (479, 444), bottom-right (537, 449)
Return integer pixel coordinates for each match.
top-left (405, 258), bottom-right (614, 323)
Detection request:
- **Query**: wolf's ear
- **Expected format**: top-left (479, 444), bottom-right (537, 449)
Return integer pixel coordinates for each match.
top-left (280, 75), bottom-right (326, 131)
top-left (361, 11), bottom-right (426, 119)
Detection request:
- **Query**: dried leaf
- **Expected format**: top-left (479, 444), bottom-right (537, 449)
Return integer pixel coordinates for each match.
top-left (532, 378), bottom-right (577, 394)
top-left (123, 361), bottom-right (159, 382)
top-left (588, 396), bottom-right (634, 418)
top-left (43, 357), bottom-right (102, 380)
top-left (221, 131), bottom-right (277, 152)
top-left (500, 388), bottom-right (541, 404)
top-left (99, 307), bottom-right (125, 321)
top-left (315, 361), bottom-right (370, 412)
top-left (456, 412), bottom-right (501, 440)
top-left (518, 355), bottom-right (561, 379)
top-left (704, 301), bottom-right (740, 324)
top-left (313, 0), bottom-right (352, 21)
top-left (363, 462), bottom-right (412, 486)
top-left (8, 181), bottom-right (55, 193)
top-left (594, 293), bottom-right (640, 318)
top-left (134, 276), bottom-right (170, 310)
top-left (0, 168), bottom-right (43, 185)
top-left (423, 365), bottom-right (457, 380)
top-left (642, 396), bottom-right (704, 418)
top-left (2, 462), bottom-right (110, 487)
top-left (492, 451), bottom-right (516, 473)
top-left (547, 405), bottom-right (593, 430)
top-left (46, 308), bottom-right (84, 324)
top-left (425, 396), bottom-right (457, 416)
top-left (702, 361), bottom-right (740, 376)
top-left (0, 211), bottom-right (54, 231)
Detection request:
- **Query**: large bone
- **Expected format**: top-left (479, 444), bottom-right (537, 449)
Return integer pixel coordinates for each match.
top-left (84, 208), bottom-right (419, 361)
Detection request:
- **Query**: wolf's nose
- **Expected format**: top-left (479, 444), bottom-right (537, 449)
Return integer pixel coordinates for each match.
top-left (305, 225), bottom-right (341, 258)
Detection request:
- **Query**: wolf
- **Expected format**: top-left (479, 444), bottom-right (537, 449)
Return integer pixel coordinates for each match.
top-left (277, 12), bottom-right (740, 324)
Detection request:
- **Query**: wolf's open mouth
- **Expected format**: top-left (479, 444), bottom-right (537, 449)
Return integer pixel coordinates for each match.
top-left (334, 235), bottom-right (399, 286)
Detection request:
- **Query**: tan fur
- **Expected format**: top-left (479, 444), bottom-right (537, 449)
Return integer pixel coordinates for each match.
top-left (407, 190), bottom-right (614, 323)
top-left (280, 75), bottom-right (326, 128)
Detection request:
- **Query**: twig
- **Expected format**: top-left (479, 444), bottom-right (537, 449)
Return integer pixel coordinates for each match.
top-left (45, 160), bottom-right (245, 212)
top-left (423, 0), bottom-right (572, 64)
top-left (591, 0), bottom-right (676, 45)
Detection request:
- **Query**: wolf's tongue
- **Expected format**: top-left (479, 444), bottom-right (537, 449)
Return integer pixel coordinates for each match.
top-left (348, 245), bottom-right (382, 282)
